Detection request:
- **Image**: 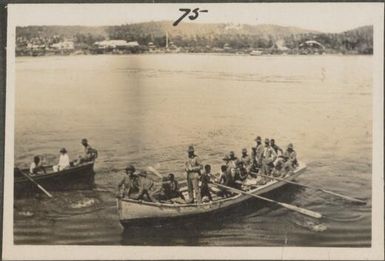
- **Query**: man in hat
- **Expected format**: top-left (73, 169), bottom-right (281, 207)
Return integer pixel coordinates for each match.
top-left (253, 136), bottom-right (264, 168)
top-left (79, 138), bottom-right (98, 164)
top-left (185, 145), bottom-right (203, 204)
top-left (53, 148), bottom-right (70, 172)
top-left (261, 138), bottom-right (277, 175)
top-left (135, 171), bottom-right (157, 202)
top-left (282, 143), bottom-right (298, 175)
top-left (117, 164), bottom-right (139, 198)
top-left (240, 148), bottom-right (252, 173)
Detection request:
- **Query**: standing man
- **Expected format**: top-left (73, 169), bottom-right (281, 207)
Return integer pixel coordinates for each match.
top-left (79, 138), bottom-right (98, 163)
top-left (253, 136), bottom-right (264, 168)
top-left (185, 145), bottom-right (203, 204)
top-left (240, 148), bottom-right (252, 173)
top-left (261, 138), bottom-right (277, 175)
top-left (270, 139), bottom-right (283, 155)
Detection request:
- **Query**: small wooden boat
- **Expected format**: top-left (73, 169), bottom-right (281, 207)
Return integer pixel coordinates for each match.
top-left (14, 161), bottom-right (95, 197)
top-left (117, 162), bottom-right (306, 227)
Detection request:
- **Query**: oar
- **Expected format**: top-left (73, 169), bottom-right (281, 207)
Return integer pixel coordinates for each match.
top-left (147, 166), bottom-right (163, 179)
top-left (256, 173), bottom-right (366, 204)
top-left (212, 182), bottom-right (322, 219)
top-left (19, 171), bottom-right (53, 198)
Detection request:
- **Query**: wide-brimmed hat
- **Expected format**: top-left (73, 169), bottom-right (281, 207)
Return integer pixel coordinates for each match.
top-left (242, 148), bottom-right (247, 153)
top-left (125, 164), bottom-right (136, 172)
top-left (264, 138), bottom-right (270, 144)
top-left (222, 154), bottom-right (230, 161)
top-left (255, 136), bottom-right (261, 142)
top-left (187, 145), bottom-right (194, 153)
top-left (60, 148), bottom-right (67, 153)
top-left (287, 143), bottom-right (294, 149)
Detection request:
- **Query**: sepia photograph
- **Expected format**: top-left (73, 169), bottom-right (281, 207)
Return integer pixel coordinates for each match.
top-left (2, 2), bottom-right (384, 260)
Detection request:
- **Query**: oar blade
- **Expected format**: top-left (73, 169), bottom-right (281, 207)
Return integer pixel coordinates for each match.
top-left (37, 184), bottom-right (53, 198)
top-left (321, 189), bottom-right (366, 204)
top-left (280, 202), bottom-right (322, 219)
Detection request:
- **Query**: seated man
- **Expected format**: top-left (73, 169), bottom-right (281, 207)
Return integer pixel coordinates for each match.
top-left (218, 165), bottom-right (234, 198)
top-left (117, 164), bottom-right (139, 198)
top-left (29, 156), bottom-right (46, 175)
top-left (200, 165), bottom-right (213, 202)
top-left (53, 148), bottom-right (70, 172)
top-left (160, 173), bottom-right (185, 202)
top-left (282, 143), bottom-right (298, 175)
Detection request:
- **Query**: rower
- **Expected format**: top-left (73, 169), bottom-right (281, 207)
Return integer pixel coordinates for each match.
top-left (200, 164), bottom-right (213, 202)
top-left (282, 143), bottom-right (298, 175)
top-left (134, 170), bottom-right (156, 202)
top-left (159, 173), bottom-right (185, 202)
top-left (29, 156), bottom-right (46, 175)
top-left (218, 165), bottom-right (233, 197)
top-left (117, 164), bottom-right (139, 198)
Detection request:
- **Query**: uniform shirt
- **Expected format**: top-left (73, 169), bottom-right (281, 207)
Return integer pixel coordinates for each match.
top-left (58, 153), bottom-right (70, 170)
top-left (262, 146), bottom-right (277, 162)
top-left (255, 143), bottom-right (264, 162)
top-left (185, 155), bottom-right (202, 173)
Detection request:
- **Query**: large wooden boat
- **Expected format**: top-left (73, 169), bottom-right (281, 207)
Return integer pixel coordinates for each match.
top-left (14, 161), bottom-right (95, 197)
top-left (117, 162), bottom-right (306, 227)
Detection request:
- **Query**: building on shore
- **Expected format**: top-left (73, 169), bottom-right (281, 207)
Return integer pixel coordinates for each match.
top-left (93, 40), bottom-right (140, 53)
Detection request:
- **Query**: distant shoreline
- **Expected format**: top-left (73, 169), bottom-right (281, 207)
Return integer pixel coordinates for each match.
top-left (15, 51), bottom-right (373, 58)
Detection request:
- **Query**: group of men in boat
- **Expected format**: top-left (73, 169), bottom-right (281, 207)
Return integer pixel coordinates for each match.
top-left (117, 137), bottom-right (298, 204)
top-left (29, 138), bottom-right (98, 175)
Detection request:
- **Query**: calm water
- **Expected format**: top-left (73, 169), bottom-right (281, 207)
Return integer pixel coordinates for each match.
top-left (14, 54), bottom-right (372, 246)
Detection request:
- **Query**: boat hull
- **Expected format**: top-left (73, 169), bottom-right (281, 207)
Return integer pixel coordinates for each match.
top-left (118, 163), bottom-right (306, 227)
top-left (14, 162), bottom-right (95, 198)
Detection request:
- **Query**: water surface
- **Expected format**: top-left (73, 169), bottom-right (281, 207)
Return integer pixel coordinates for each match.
top-left (14, 54), bottom-right (372, 246)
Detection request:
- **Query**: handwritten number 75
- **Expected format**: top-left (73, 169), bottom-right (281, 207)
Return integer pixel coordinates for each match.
top-left (173, 8), bottom-right (208, 26)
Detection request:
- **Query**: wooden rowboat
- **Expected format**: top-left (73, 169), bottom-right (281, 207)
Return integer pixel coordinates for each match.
top-left (117, 162), bottom-right (306, 227)
top-left (14, 161), bottom-right (95, 197)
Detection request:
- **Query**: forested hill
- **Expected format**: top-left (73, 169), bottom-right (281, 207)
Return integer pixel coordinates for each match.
top-left (16, 22), bottom-right (373, 54)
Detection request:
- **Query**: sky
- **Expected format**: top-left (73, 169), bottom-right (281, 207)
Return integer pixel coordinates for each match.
top-left (8, 3), bottom-right (382, 33)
